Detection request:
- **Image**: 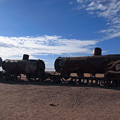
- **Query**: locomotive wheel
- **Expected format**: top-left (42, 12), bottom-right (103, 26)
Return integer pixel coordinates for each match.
top-left (100, 79), bottom-right (105, 86)
top-left (70, 78), bottom-right (79, 84)
top-left (102, 78), bottom-right (112, 87)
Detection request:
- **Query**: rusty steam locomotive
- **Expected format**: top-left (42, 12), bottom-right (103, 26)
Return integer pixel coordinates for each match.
top-left (0, 47), bottom-right (120, 87)
top-left (55, 48), bottom-right (120, 77)
top-left (0, 54), bottom-right (45, 80)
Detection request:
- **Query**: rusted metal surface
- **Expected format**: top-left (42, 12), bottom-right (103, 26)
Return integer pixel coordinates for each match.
top-left (54, 54), bottom-right (120, 75)
top-left (2, 59), bottom-right (45, 77)
top-left (107, 60), bottom-right (120, 71)
top-left (2, 60), bottom-right (26, 74)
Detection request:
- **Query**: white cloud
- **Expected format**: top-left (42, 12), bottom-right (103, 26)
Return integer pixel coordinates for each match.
top-left (106, 32), bottom-right (120, 39)
top-left (0, 35), bottom-right (97, 60)
top-left (76, 0), bottom-right (120, 39)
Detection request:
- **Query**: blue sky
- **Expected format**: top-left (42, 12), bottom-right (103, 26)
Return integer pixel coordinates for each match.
top-left (0, 0), bottom-right (120, 70)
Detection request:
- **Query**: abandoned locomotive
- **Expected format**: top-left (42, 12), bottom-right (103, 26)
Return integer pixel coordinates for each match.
top-left (54, 48), bottom-right (120, 86)
top-left (1, 54), bottom-right (45, 80)
top-left (0, 47), bottom-right (120, 86)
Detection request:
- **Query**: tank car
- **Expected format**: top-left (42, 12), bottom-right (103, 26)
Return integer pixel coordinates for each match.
top-left (2, 54), bottom-right (45, 80)
top-left (54, 48), bottom-right (120, 79)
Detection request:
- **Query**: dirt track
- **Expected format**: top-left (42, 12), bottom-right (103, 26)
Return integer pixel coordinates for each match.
top-left (0, 80), bottom-right (120, 120)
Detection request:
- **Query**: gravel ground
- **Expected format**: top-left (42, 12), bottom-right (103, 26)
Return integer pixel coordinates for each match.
top-left (0, 80), bottom-right (120, 120)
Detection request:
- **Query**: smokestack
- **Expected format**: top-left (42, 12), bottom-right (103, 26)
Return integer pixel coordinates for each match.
top-left (23, 54), bottom-right (29, 60)
top-left (93, 47), bottom-right (102, 56)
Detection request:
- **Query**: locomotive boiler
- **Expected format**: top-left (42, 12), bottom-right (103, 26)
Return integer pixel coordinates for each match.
top-left (2, 54), bottom-right (45, 80)
top-left (54, 48), bottom-right (120, 78)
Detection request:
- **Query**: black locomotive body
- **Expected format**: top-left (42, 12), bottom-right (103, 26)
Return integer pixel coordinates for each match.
top-left (54, 55), bottom-right (120, 76)
top-left (54, 48), bottom-right (120, 86)
top-left (1, 55), bottom-right (45, 80)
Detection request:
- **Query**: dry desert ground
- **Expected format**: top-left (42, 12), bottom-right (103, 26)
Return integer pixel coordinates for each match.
top-left (0, 77), bottom-right (120, 120)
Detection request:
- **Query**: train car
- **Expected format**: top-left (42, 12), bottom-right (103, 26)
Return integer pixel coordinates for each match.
top-left (0, 48), bottom-right (120, 87)
top-left (54, 48), bottom-right (120, 80)
top-left (2, 55), bottom-right (45, 80)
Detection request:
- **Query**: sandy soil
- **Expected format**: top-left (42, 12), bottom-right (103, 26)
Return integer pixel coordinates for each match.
top-left (0, 80), bottom-right (120, 120)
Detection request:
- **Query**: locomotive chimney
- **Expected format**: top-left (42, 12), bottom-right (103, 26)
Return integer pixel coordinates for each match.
top-left (93, 47), bottom-right (102, 56)
top-left (23, 54), bottom-right (29, 60)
